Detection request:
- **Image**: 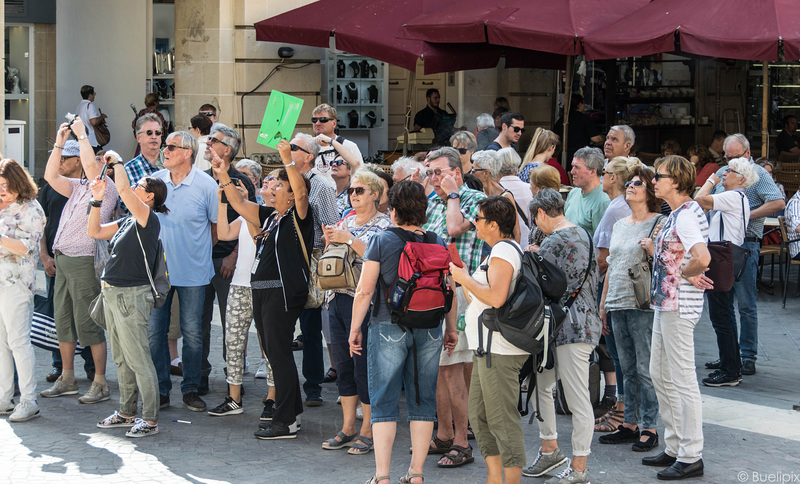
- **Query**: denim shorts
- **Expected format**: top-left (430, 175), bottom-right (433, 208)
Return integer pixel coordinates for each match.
top-left (367, 319), bottom-right (442, 423)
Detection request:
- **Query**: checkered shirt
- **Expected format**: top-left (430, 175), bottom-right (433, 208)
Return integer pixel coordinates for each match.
top-left (424, 184), bottom-right (486, 273)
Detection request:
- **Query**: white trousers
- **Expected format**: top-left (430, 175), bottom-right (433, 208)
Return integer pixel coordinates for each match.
top-left (650, 310), bottom-right (703, 463)
top-left (534, 342), bottom-right (595, 457)
top-left (0, 282), bottom-right (36, 404)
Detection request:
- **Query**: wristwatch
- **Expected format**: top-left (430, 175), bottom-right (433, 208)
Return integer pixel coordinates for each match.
top-left (346, 237), bottom-right (355, 246)
top-left (447, 192), bottom-right (460, 200)
top-left (78, 135), bottom-right (88, 140)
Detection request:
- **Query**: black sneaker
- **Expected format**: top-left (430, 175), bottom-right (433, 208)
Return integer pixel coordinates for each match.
top-left (705, 359), bottom-right (721, 370)
top-left (254, 421), bottom-right (297, 440)
top-left (260, 399), bottom-right (275, 421)
top-left (208, 396), bottom-right (243, 416)
top-left (182, 392), bottom-right (207, 412)
top-left (741, 360), bottom-right (756, 375)
top-left (160, 394), bottom-right (170, 409)
top-left (702, 371), bottom-right (741, 387)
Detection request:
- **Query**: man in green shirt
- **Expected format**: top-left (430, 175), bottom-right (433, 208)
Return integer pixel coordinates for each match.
top-left (565, 146), bottom-right (610, 237)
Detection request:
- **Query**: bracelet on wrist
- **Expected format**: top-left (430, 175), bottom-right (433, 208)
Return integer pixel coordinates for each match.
top-left (284, 160), bottom-right (296, 167)
top-left (220, 181), bottom-right (232, 189)
top-left (90, 199), bottom-right (103, 208)
top-left (53, 144), bottom-right (64, 151)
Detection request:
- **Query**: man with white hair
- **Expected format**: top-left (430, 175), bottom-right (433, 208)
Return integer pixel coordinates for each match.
top-left (475, 113), bottom-right (499, 151)
top-left (565, 147), bottom-right (610, 236)
top-left (201, 124), bottom-right (256, 395)
top-left (391, 157), bottom-right (426, 184)
top-left (603, 125), bottom-right (635, 161)
top-left (706, 134), bottom-right (785, 377)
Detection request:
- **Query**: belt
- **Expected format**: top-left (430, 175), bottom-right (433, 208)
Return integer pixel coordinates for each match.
top-left (745, 236), bottom-right (759, 243)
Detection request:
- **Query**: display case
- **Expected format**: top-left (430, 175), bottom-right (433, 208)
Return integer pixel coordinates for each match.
top-left (609, 54), bottom-right (697, 153)
top-left (746, 62), bottom-right (800, 157)
top-left (4, 24), bottom-right (34, 171)
top-left (324, 52), bottom-right (389, 156)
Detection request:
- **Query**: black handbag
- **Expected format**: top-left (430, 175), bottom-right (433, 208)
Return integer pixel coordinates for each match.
top-left (706, 193), bottom-right (749, 292)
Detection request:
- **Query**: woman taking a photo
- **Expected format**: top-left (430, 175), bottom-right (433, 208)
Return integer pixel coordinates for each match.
top-left (522, 188), bottom-right (600, 484)
top-left (644, 155), bottom-right (711, 480)
top-left (216, 138), bottom-right (312, 440)
top-left (449, 196), bottom-right (527, 484)
top-left (89, 151), bottom-right (169, 437)
top-left (598, 166), bottom-right (663, 451)
top-left (0, 159), bottom-right (45, 422)
top-left (320, 168), bottom-right (392, 455)
top-left (349, 181), bottom-right (457, 484)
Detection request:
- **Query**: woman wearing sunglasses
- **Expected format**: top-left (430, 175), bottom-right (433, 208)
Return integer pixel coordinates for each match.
top-left (320, 168), bottom-right (392, 456)
top-left (598, 166), bottom-right (663, 452)
top-left (88, 151), bottom-right (169, 437)
top-left (644, 155), bottom-right (711, 480)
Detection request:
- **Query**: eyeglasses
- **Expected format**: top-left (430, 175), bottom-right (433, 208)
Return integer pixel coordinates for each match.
top-left (141, 129), bottom-right (163, 137)
top-left (455, 147), bottom-right (470, 155)
top-left (133, 182), bottom-right (151, 193)
top-left (429, 168), bottom-right (451, 177)
top-left (200, 111), bottom-right (215, 117)
top-left (164, 145), bottom-right (190, 152)
top-left (290, 143), bottom-right (310, 154)
top-left (471, 168), bottom-right (488, 174)
top-left (653, 172), bottom-right (673, 181)
top-left (60, 156), bottom-right (78, 162)
top-left (347, 186), bottom-right (366, 196)
top-left (331, 159), bottom-right (349, 167)
top-left (474, 215), bottom-right (487, 223)
top-left (726, 167), bottom-right (741, 175)
top-left (724, 152), bottom-right (747, 161)
top-left (511, 126), bottom-right (525, 134)
top-left (603, 170), bottom-right (615, 176)
top-left (625, 180), bottom-right (645, 189)
top-left (264, 175), bottom-right (275, 183)
top-left (208, 137), bottom-right (229, 148)
top-left (311, 117), bottom-right (333, 124)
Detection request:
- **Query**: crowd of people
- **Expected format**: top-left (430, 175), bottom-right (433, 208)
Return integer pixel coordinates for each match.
top-left (0, 93), bottom-right (790, 484)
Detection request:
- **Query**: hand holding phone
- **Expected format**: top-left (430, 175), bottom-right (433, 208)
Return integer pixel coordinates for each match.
top-left (447, 243), bottom-right (464, 269)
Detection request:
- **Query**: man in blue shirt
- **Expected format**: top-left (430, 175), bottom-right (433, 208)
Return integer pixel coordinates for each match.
top-left (149, 131), bottom-right (218, 413)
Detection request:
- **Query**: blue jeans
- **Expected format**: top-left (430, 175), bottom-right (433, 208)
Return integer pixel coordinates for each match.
top-left (299, 306), bottom-right (324, 399)
top-left (367, 320), bottom-right (442, 423)
top-left (46, 274), bottom-right (93, 372)
top-left (733, 241), bottom-right (760, 362)
top-left (609, 309), bottom-right (659, 429)
top-left (329, 294), bottom-right (370, 403)
top-left (148, 286), bottom-right (205, 395)
top-left (706, 290), bottom-right (741, 376)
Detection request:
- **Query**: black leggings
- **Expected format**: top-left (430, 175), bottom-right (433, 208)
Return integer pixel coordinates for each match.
top-left (252, 288), bottom-right (304, 425)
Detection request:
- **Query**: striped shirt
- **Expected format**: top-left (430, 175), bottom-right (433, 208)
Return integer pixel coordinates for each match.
top-left (651, 201), bottom-right (709, 320)
top-left (306, 172), bottom-right (339, 249)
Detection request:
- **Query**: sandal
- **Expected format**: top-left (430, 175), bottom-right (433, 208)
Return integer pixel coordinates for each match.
top-left (410, 436), bottom-right (453, 455)
top-left (321, 430), bottom-right (358, 450)
top-left (348, 435), bottom-right (374, 455)
top-left (437, 444), bottom-right (474, 468)
top-left (323, 367), bottom-right (338, 383)
top-left (399, 472), bottom-right (424, 483)
top-left (594, 409), bottom-right (624, 432)
top-left (364, 475), bottom-right (389, 484)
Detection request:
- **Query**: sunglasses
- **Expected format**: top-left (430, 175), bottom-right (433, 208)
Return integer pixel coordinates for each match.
top-left (653, 172), bottom-right (673, 181)
top-left (625, 180), bottom-right (645, 188)
top-left (311, 117), bottom-right (333, 124)
top-left (474, 215), bottom-right (487, 223)
top-left (290, 143), bottom-right (310, 154)
top-left (133, 182), bottom-right (151, 193)
top-left (603, 170), bottom-right (615, 176)
top-left (164, 144), bottom-right (190, 152)
top-left (511, 126), bottom-right (525, 134)
top-left (347, 186), bottom-right (366, 196)
top-left (141, 129), bottom-right (163, 137)
top-left (455, 147), bottom-right (470, 155)
top-left (429, 168), bottom-right (451, 176)
top-left (331, 159), bottom-right (349, 167)
top-left (264, 175), bottom-right (275, 183)
top-left (200, 111), bottom-right (215, 117)
top-left (208, 137), bottom-right (229, 148)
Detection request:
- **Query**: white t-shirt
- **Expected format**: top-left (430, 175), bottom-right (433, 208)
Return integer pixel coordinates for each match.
top-left (194, 135), bottom-right (211, 171)
top-left (76, 99), bottom-right (100, 147)
top-left (231, 216), bottom-right (257, 287)
top-left (708, 189), bottom-right (750, 245)
top-left (464, 240), bottom-right (528, 356)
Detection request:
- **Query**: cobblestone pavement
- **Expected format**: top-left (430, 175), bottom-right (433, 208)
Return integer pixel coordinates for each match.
top-left (1, 271), bottom-right (800, 483)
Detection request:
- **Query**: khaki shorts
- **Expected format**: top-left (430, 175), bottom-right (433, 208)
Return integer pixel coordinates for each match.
top-left (440, 286), bottom-right (472, 366)
top-left (54, 253), bottom-right (105, 347)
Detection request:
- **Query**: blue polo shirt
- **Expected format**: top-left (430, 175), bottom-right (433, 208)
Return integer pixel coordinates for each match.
top-left (152, 166), bottom-right (218, 287)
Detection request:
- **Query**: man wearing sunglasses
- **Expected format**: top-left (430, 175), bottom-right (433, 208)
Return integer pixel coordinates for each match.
top-left (311, 104), bottom-right (363, 174)
top-left (198, 103), bottom-right (217, 124)
top-left (201, 124), bottom-right (256, 395)
top-left (124, 114), bottom-right (165, 187)
top-left (486, 112), bottom-right (525, 152)
top-left (706, 134), bottom-right (785, 377)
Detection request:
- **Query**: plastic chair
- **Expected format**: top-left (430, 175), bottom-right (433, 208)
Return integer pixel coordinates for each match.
top-left (778, 216), bottom-right (800, 307)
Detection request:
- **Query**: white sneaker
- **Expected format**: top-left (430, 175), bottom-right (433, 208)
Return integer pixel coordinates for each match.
top-left (9, 401), bottom-right (40, 422)
top-left (255, 359), bottom-right (267, 379)
top-left (0, 400), bottom-right (15, 416)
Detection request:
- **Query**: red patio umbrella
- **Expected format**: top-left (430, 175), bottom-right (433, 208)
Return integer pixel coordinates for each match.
top-left (582, 0), bottom-right (800, 61)
top-left (400, 0), bottom-right (651, 55)
top-left (253, 0), bottom-right (565, 74)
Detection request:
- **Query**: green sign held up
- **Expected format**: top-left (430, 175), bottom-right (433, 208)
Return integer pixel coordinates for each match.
top-left (257, 90), bottom-right (304, 149)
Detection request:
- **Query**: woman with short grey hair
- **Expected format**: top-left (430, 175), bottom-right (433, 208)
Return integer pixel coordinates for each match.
top-left (236, 159), bottom-right (263, 203)
top-left (472, 150), bottom-right (524, 242)
top-left (391, 157), bottom-right (426, 183)
top-left (476, 113), bottom-right (500, 151)
top-left (522, 187), bottom-right (600, 484)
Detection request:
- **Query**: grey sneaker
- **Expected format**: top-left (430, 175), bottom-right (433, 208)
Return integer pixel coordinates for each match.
top-left (126, 419), bottom-right (159, 438)
top-left (78, 382), bottom-right (110, 404)
top-left (40, 376), bottom-right (79, 398)
top-left (9, 401), bottom-right (40, 422)
top-left (544, 467), bottom-right (591, 484)
top-left (97, 411), bottom-right (136, 428)
top-left (522, 447), bottom-right (569, 478)
top-left (0, 399), bottom-right (15, 415)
